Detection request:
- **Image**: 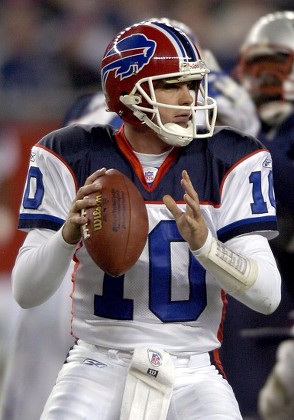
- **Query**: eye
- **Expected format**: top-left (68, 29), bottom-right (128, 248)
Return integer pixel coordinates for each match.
top-left (164, 83), bottom-right (179, 90)
top-left (154, 81), bottom-right (178, 90)
top-left (187, 81), bottom-right (197, 90)
top-left (154, 80), bottom-right (197, 91)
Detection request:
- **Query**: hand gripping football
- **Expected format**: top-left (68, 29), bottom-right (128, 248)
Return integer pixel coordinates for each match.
top-left (81, 169), bottom-right (148, 276)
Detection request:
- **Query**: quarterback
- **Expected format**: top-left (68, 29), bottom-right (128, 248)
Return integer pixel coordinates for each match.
top-left (12, 20), bottom-right (281, 419)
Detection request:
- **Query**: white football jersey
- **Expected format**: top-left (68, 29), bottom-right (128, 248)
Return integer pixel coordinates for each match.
top-left (18, 124), bottom-right (278, 356)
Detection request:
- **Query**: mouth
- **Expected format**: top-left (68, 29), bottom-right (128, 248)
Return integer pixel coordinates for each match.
top-left (174, 114), bottom-right (191, 126)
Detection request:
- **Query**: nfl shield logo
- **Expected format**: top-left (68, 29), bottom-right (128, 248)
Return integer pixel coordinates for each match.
top-left (147, 349), bottom-right (162, 367)
top-left (144, 167), bottom-right (158, 184)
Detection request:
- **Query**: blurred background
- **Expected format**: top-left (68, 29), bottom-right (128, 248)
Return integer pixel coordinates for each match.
top-left (0, 0), bottom-right (292, 418)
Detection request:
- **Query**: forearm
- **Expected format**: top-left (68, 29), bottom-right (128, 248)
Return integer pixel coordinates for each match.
top-left (12, 228), bottom-right (77, 308)
top-left (191, 230), bottom-right (281, 314)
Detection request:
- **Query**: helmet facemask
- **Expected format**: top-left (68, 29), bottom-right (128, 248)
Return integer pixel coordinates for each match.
top-left (235, 11), bottom-right (294, 125)
top-left (120, 62), bottom-right (217, 147)
top-left (238, 46), bottom-right (294, 125)
top-left (239, 46), bottom-right (294, 105)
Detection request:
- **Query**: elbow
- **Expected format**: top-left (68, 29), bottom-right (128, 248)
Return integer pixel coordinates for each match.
top-left (260, 295), bottom-right (281, 315)
top-left (237, 270), bottom-right (281, 315)
top-left (262, 273), bottom-right (282, 315)
top-left (251, 262), bottom-right (282, 315)
top-left (12, 283), bottom-right (39, 309)
top-left (256, 284), bottom-right (281, 315)
top-left (12, 268), bottom-right (45, 309)
top-left (13, 288), bottom-right (47, 309)
top-left (243, 295), bottom-right (281, 315)
top-left (13, 292), bottom-right (30, 309)
top-left (12, 272), bottom-right (29, 309)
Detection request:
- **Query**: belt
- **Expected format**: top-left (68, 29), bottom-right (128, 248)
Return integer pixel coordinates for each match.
top-left (92, 344), bottom-right (210, 369)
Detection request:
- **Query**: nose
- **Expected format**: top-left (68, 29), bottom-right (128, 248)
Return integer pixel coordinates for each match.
top-left (179, 84), bottom-right (194, 105)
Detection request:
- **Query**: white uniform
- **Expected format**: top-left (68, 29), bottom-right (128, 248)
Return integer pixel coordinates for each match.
top-left (0, 66), bottom-right (263, 419)
top-left (11, 122), bottom-right (280, 419)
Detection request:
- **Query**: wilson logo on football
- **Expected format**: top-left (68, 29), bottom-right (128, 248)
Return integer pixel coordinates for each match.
top-left (81, 193), bottom-right (103, 240)
top-left (101, 34), bottom-right (156, 83)
top-left (92, 193), bottom-right (103, 231)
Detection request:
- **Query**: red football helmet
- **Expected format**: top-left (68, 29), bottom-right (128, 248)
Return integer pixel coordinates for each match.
top-left (101, 20), bottom-right (217, 146)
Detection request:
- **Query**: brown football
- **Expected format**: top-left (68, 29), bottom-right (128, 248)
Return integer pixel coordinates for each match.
top-left (81, 168), bottom-right (148, 276)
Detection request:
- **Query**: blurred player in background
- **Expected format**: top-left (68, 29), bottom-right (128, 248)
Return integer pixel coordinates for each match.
top-left (258, 312), bottom-right (294, 420)
top-left (235, 11), bottom-right (294, 420)
top-left (10, 19), bottom-right (281, 419)
top-left (219, 10), bottom-right (294, 417)
top-left (236, 10), bottom-right (294, 292)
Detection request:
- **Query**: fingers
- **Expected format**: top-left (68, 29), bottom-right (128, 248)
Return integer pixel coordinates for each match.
top-left (63, 168), bottom-right (107, 245)
top-left (181, 170), bottom-right (198, 201)
top-left (63, 195), bottom-right (95, 244)
top-left (163, 194), bottom-right (183, 219)
top-left (181, 170), bottom-right (200, 217)
top-left (163, 170), bottom-right (208, 250)
top-left (77, 167), bottom-right (108, 215)
top-left (76, 195), bottom-right (96, 217)
top-left (164, 170), bottom-right (199, 218)
top-left (76, 167), bottom-right (107, 201)
top-left (84, 167), bottom-right (107, 186)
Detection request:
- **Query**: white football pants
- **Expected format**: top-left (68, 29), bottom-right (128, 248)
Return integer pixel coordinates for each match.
top-left (41, 340), bottom-right (242, 419)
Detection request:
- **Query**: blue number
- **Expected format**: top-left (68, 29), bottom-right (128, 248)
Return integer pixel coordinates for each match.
top-left (249, 171), bottom-right (268, 213)
top-left (249, 170), bottom-right (275, 213)
top-left (23, 167), bottom-right (44, 209)
top-left (149, 221), bottom-right (206, 322)
top-left (94, 274), bottom-right (133, 320)
top-left (94, 220), bottom-right (207, 322)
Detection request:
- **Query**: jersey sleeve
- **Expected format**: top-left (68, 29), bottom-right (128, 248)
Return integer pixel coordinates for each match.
top-left (214, 149), bottom-right (278, 242)
top-left (18, 144), bottom-right (77, 231)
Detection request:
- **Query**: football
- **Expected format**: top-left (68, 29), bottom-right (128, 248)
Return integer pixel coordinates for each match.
top-left (81, 169), bottom-right (148, 276)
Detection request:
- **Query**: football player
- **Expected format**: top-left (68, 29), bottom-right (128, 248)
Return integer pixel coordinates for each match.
top-left (11, 20), bottom-right (281, 419)
top-left (234, 11), bottom-right (294, 419)
top-left (1, 22), bottom-right (263, 419)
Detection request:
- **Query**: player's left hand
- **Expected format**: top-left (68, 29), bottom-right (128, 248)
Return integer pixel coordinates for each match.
top-left (163, 170), bottom-right (208, 251)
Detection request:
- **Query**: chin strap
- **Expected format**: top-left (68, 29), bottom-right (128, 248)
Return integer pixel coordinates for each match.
top-left (132, 109), bottom-right (194, 147)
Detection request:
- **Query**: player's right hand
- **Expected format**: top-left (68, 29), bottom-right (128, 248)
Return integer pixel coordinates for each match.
top-left (62, 168), bottom-right (107, 245)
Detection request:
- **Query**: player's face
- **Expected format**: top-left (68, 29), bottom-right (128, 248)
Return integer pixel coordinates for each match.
top-left (154, 80), bottom-right (195, 127)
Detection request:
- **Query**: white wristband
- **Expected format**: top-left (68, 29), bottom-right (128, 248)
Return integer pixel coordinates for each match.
top-left (191, 230), bottom-right (258, 295)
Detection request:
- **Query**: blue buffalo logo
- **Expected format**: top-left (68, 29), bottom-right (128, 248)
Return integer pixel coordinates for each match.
top-left (102, 34), bottom-right (156, 84)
